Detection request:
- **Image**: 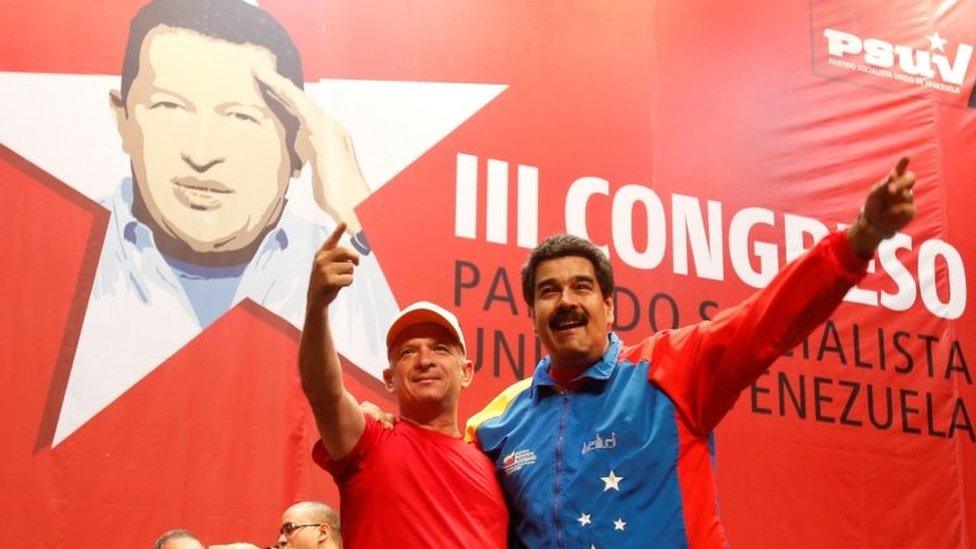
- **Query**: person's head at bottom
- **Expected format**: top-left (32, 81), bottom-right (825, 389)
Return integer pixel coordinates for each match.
top-left (383, 301), bottom-right (473, 431)
top-left (276, 501), bottom-right (341, 549)
top-left (154, 529), bottom-right (204, 549)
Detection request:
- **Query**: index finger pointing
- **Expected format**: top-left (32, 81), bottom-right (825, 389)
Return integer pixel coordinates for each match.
top-left (884, 156), bottom-right (911, 195)
top-left (321, 222), bottom-right (347, 251)
top-left (894, 156), bottom-right (910, 178)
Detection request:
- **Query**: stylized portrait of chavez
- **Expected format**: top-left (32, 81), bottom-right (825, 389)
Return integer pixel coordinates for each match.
top-left (53, 0), bottom-right (398, 444)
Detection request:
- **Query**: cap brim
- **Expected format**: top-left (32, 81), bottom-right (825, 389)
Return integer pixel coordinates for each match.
top-left (385, 306), bottom-right (466, 356)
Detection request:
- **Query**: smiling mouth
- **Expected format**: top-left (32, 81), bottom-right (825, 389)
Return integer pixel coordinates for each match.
top-left (411, 376), bottom-right (444, 386)
top-left (550, 313), bottom-right (588, 332)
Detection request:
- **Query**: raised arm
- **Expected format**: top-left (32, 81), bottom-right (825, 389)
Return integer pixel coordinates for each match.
top-left (299, 222), bottom-right (366, 459)
top-left (644, 157), bottom-right (917, 435)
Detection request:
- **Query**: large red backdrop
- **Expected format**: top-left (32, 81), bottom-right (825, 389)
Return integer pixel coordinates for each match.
top-left (1, 0), bottom-right (974, 546)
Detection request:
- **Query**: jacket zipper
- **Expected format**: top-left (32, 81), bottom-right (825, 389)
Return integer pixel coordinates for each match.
top-left (553, 390), bottom-right (571, 548)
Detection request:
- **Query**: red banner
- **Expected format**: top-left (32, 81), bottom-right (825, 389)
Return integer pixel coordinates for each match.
top-left (1, 0), bottom-right (973, 546)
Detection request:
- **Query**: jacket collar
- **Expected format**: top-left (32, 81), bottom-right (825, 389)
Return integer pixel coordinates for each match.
top-left (533, 333), bottom-right (621, 391)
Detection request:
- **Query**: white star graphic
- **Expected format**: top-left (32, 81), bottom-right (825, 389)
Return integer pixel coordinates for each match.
top-left (577, 513), bottom-right (592, 526)
top-left (927, 31), bottom-right (948, 53)
top-left (601, 470), bottom-right (624, 491)
top-left (614, 518), bottom-right (627, 531)
top-left (0, 72), bottom-right (506, 446)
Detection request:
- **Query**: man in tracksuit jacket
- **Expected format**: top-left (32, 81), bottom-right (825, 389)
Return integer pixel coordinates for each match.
top-left (465, 158), bottom-right (917, 548)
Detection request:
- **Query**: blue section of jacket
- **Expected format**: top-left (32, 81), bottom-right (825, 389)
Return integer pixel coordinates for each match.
top-left (476, 333), bottom-right (703, 549)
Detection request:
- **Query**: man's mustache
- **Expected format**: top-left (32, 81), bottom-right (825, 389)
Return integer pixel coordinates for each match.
top-left (549, 308), bottom-right (588, 330)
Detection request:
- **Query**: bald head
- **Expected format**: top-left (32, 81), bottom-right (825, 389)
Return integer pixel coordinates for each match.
top-left (287, 501), bottom-right (338, 530)
top-left (278, 501), bottom-right (341, 548)
top-left (154, 529), bottom-right (204, 549)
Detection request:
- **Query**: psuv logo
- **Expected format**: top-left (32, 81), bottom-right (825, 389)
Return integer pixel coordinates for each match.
top-left (823, 28), bottom-right (974, 94)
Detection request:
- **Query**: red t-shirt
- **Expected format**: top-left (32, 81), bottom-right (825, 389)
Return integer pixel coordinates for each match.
top-left (313, 416), bottom-right (508, 548)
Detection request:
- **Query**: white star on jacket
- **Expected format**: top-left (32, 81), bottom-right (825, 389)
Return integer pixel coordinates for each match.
top-left (614, 518), bottom-right (627, 531)
top-left (577, 513), bottom-right (592, 526)
top-left (601, 470), bottom-right (624, 491)
top-left (0, 71), bottom-right (506, 446)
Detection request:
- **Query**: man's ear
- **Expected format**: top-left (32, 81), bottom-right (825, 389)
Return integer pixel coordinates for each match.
top-left (382, 368), bottom-right (395, 393)
top-left (459, 359), bottom-right (475, 389)
top-left (318, 523), bottom-right (331, 543)
top-left (604, 294), bottom-right (614, 330)
top-left (109, 90), bottom-right (131, 155)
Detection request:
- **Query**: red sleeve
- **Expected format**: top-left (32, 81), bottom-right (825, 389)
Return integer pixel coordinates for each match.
top-left (647, 231), bottom-right (868, 436)
top-left (312, 415), bottom-right (382, 483)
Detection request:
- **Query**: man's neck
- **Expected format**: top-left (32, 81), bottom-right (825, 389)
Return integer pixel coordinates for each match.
top-left (400, 406), bottom-right (460, 438)
top-left (548, 335), bottom-right (612, 385)
top-left (548, 362), bottom-right (589, 387)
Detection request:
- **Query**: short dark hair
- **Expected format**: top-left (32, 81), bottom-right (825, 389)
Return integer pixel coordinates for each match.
top-left (153, 529), bottom-right (201, 549)
top-left (120, 0), bottom-right (304, 170)
top-left (521, 234), bottom-right (615, 306)
top-left (121, 0), bottom-right (303, 100)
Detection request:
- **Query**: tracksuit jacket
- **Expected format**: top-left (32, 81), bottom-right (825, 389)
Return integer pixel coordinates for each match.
top-left (465, 231), bottom-right (868, 548)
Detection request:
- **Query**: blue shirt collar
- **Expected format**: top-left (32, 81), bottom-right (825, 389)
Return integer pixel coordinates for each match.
top-left (533, 333), bottom-right (622, 390)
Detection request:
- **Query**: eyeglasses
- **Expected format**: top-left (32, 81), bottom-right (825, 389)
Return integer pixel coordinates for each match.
top-left (279, 522), bottom-right (322, 537)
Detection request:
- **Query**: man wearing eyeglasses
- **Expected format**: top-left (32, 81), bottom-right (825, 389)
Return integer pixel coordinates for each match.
top-left (210, 502), bottom-right (340, 549)
top-left (273, 501), bottom-right (341, 549)
top-left (298, 224), bottom-right (508, 548)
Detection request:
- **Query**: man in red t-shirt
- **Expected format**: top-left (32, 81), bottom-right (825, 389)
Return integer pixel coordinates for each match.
top-left (299, 223), bottom-right (508, 548)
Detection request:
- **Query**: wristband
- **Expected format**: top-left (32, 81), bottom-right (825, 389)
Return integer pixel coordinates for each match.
top-left (856, 208), bottom-right (896, 240)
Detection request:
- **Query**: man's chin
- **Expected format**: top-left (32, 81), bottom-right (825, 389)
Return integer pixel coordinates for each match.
top-left (168, 226), bottom-right (256, 254)
top-left (549, 347), bottom-right (600, 369)
top-left (545, 332), bottom-right (589, 353)
top-left (402, 385), bottom-right (453, 404)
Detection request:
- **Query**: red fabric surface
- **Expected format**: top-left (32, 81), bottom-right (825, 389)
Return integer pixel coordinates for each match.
top-left (312, 417), bottom-right (508, 548)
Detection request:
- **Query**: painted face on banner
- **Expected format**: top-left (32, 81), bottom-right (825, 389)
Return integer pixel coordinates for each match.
top-left (385, 322), bottom-right (474, 410)
top-left (112, 25), bottom-right (293, 254)
top-left (531, 256), bottom-right (614, 371)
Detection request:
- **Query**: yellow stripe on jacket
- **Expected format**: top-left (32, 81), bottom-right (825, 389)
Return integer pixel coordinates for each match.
top-left (464, 377), bottom-right (533, 445)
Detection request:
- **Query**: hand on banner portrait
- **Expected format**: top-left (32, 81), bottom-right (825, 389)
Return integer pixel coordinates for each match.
top-left (848, 156), bottom-right (916, 259)
top-left (360, 400), bottom-right (397, 430)
top-left (253, 65), bottom-right (371, 234)
top-left (308, 223), bottom-right (360, 308)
